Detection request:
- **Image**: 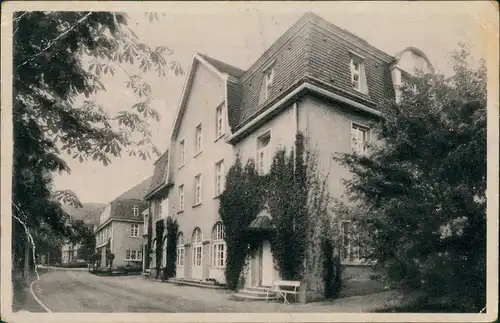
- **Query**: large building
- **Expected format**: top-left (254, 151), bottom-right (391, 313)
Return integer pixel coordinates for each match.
top-left (143, 12), bottom-right (432, 291)
top-left (94, 177), bottom-right (151, 269)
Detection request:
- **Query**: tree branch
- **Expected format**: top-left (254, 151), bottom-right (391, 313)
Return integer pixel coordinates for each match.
top-left (17, 12), bottom-right (93, 70)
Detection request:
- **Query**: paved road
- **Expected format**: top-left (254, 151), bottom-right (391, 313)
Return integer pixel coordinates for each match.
top-left (30, 269), bottom-right (401, 313)
top-left (32, 270), bottom-right (238, 312)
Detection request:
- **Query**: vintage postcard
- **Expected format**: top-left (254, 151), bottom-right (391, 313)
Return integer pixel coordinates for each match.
top-left (1, 1), bottom-right (498, 322)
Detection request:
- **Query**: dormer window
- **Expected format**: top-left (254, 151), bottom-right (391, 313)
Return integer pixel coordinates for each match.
top-left (264, 67), bottom-right (274, 100)
top-left (259, 63), bottom-right (275, 104)
top-left (349, 53), bottom-right (368, 94)
top-left (132, 205), bottom-right (139, 217)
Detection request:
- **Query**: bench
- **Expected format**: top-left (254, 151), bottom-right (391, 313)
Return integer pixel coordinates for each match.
top-left (265, 280), bottom-right (301, 304)
top-left (141, 269), bottom-right (150, 278)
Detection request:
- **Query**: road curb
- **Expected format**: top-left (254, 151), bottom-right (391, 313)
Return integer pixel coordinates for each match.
top-left (29, 271), bottom-right (53, 313)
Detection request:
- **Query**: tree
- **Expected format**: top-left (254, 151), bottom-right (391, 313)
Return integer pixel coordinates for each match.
top-left (68, 219), bottom-right (96, 262)
top-left (334, 44), bottom-right (486, 312)
top-left (12, 12), bottom-right (182, 267)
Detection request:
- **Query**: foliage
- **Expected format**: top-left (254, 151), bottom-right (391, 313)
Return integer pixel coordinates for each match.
top-left (333, 44), bottom-right (486, 312)
top-left (219, 156), bottom-right (265, 290)
top-left (145, 207), bottom-right (153, 271)
top-left (154, 219), bottom-right (165, 279)
top-left (67, 219), bottom-right (96, 261)
top-left (268, 133), bottom-right (308, 281)
top-left (106, 251), bottom-right (115, 274)
top-left (163, 217), bottom-right (179, 280)
top-left (12, 11), bottom-right (182, 267)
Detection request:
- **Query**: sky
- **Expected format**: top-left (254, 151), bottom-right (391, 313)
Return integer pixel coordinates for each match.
top-left (52, 1), bottom-right (497, 204)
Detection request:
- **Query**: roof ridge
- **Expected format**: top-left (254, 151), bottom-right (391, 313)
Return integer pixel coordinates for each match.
top-left (196, 53), bottom-right (246, 78)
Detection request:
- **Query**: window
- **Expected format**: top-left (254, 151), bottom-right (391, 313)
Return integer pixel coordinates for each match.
top-left (211, 222), bottom-right (226, 268)
top-left (179, 184), bottom-right (184, 211)
top-left (256, 131), bottom-right (271, 175)
top-left (349, 54), bottom-right (367, 93)
top-left (125, 249), bottom-right (142, 261)
top-left (192, 228), bottom-right (203, 267)
top-left (216, 104), bottom-right (224, 138)
top-left (215, 160), bottom-right (224, 196)
top-left (179, 140), bottom-right (185, 166)
top-left (158, 199), bottom-right (163, 218)
top-left (132, 205), bottom-right (139, 217)
top-left (130, 224), bottom-right (139, 237)
top-left (194, 174), bottom-right (202, 205)
top-left (195, 124), bottom-right (203, 154)
top-left (176, 233), bottom-right (185, 267)
top-left (340, 221), bottom-right (361, 262)
top-left (263, 66), bottom-right (275, 101)
top-left (351, 123), bottom-right (369, 155)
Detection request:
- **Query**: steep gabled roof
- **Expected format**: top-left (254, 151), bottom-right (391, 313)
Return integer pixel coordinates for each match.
top-left (114, 176), bottom-right (152, 201)
top-left (197, 53), bottom-right (246, 78)
top-left (145, 150), bottom-right (169, 200)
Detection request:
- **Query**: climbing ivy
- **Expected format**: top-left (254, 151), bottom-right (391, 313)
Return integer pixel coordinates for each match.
top-left (219, 156), bottom-right (265, 290)
top-left (162, 217), bottom-right (179, 280)
top-left (268, 133), bottom-right (308, 281)
top-left (154, 219), bottom-right (165, 279)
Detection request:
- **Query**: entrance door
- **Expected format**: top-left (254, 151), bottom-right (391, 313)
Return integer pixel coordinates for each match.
top-left (191, 244), bottom-right (203, 280)
top-left (261, 240), bottom-right (274, 286)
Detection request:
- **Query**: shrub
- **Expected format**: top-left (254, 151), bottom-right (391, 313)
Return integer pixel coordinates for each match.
top-left (163, 217), bottom-right (179, 280)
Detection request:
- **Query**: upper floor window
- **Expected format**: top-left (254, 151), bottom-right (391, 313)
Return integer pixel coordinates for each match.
top-left (215, 160), bottom-right (225, 196)
top-left (351, 123), bottom-right (369, 155)
top-left (179, 139), bottom-right (185, 166)
top-left (194, 174), bottom-right (202, 205)
top-left (256, 131), bottom-right (271, 175)
top-left (132, 205), bottom-right (139, 217)
top-left (130, 224), bottom-right (139, 237)
top-left (179, 184), bottom-right (184, 212)
top-left (216, 104), bottom-right (224, 139)
top-left (195, 124), bottom-right (203, 154)
top-left (349, 54), bottom-right (367, 93)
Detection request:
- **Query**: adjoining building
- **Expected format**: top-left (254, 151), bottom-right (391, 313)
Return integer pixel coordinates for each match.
top-left (94, 177), bottom-right (151, 269)
top-left (143, 12), bottom-right (433, 296)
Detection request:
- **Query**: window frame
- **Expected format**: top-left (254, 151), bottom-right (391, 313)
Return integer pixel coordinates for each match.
top-left (214, 160), bottom-right (225, 197)
top-left (130, 224), bottom-right (139, 238)
top-left (192, 228), bottom-right (203, 268)
top-left (132, 205), bottom-right (139, 217)
top-left (263, 64), bottom-right (275, 101)
top-left (179, 139), bottom-right (185, 167)
top-left (215, 104), bottom-right (225, 139)
top-left (178, 184), bottom-right (184, 212)
top-left (256, 129), bottom-right (272, 176)
top-left (211, 222), bottom-right (226, 268)
top-left (195, 123), bottom-right (203, 155)
top-left (194, 174), bottom-right (202, 206)
top-left (350, 121), bottom-right (370, 155)
top-left (348, 51), bottom-right (368, 94)
top-left (177, 233), bottom-right (185, 267)
top-left (340, 220), bottom-right (362, 263)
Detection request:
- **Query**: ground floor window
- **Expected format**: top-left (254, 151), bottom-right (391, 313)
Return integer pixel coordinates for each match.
top-left (125, 249), bottom-right (143, 261)
top-left (177, 247), bottom-right (185, 266)
top-left (340, 221), bottom-right (361, 262)
top-left (193, 245), bottom-right (202, 267)
top-left (212, 243), bottom-right (225, 267)
top-left (192, 228), bottom-right (203, 267)
top-left (211, 221), bottom-right (226, 268)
